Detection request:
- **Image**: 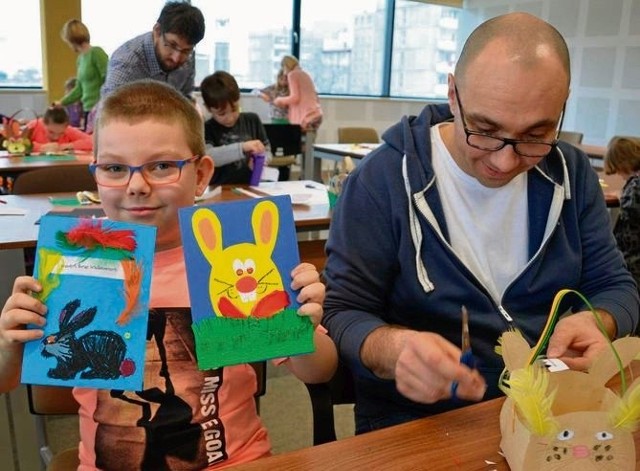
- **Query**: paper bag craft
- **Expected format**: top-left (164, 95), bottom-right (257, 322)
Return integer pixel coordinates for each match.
top-left (21, 216), bottom-right (156, 390)
top-left (179, 195), bottom-right (314, 369)
top-left (498, 291), bottom-right (640, 470)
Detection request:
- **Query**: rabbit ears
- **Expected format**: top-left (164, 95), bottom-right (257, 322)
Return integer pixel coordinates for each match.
top-left (59, 299), bottom-right (97, 332)
top-left (191, 200), bottom-right (280, 266)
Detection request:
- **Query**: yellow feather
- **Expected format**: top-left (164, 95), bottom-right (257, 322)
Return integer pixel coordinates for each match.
top-left (36, 248), bottom-right (64, 303)
top-left (611, 377), bottom-right (640, 431)
top-left (503, 364), bottom-right (559, 437)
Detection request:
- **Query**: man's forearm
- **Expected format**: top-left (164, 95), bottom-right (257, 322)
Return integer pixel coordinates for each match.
top-left (360, 326), bottom-right (416, 380)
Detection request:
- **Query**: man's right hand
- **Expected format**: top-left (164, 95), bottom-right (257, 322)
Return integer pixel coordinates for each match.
top-left (362, 327), bottom-right (486, 404)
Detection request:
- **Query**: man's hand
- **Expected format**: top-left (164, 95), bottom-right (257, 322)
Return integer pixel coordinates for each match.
top-left (362, 328), bottom-right (486, 404)
top-left (546, 310), bottom-right (615, 370)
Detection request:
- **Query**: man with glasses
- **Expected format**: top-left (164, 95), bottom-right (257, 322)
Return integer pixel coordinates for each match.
top-left (101, 2), bottom-right (205, 99)
top-left (323, 12), bottom-right (639, 434)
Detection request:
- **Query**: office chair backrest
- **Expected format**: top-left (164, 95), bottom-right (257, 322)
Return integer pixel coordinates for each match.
top-left (558, 130), bottom-right (584, 145)
top-left (263, 123), bottom-right (303, 156)
top-left (304, 361), bottom-right (356, 445)
top-left (12, 165), bottom-right (97, 194)
top-left (337, 127), bottom-right (379, 144)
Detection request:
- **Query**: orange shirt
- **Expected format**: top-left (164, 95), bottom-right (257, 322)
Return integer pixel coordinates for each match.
top-left (75, 246), bottom-right (271, 470)
top-left (28, 118), bottom-right (93, 152)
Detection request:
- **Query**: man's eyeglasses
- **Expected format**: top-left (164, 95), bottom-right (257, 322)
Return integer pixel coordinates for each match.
top-left (89, 156), bottom-right (200, 187)
top-left (454, 84), bottom-right (564, 158)
top-left (161, 32), bottom-right (194, 58)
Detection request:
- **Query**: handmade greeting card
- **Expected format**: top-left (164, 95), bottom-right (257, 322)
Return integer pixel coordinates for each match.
top-left (179, 195), bottom-right (314, 369)
top-left (21, 216), bottom-right (156, 390)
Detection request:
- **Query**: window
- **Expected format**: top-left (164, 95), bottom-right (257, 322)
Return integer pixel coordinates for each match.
top-left (82, 0), bottom-right (167, 56)
top-left (191, 0), bottom-right (293, 90)
top-left (0, 0), bottom-right (42, 87)
top-left (80, 0), bottom-right (461, 99)
top-left (390, 0), bottom-right (459, 98)
top-left (300, 0), bottom-right (386, 96)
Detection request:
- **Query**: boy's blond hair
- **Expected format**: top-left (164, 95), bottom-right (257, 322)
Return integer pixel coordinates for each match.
top-left (604, 135), bottom-right (640, 175)
top-left (95, 80), bottom-right (205, 157)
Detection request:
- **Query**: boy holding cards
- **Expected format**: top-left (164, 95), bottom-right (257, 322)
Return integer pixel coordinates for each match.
top-left (0, 80), bottom-right (336, 469)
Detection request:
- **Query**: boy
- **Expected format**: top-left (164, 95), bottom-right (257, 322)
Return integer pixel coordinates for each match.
top-left (0, 80), bottom-right (336, 469)
top-left (201, 71), bottom-right (272, 185)
top-left (28, 105), bottom-right (93, 153)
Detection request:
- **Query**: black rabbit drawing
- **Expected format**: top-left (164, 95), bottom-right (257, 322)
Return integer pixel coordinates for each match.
top-left (41, 299), bottom-right (134, 380)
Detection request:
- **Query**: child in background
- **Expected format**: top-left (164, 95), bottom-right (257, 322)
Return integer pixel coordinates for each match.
top-left (604, 135), bottom-right (640, 299)
top-left (201, 71), bottom-right (272, 185)
top-left (259, 69), bottom-right (290, 124)
top-left (28, 105), bottom-right (93, 153)
top-left (0, 80), bottom-right (336, 470)
top-left (64, 77), bottom-right (84, 128)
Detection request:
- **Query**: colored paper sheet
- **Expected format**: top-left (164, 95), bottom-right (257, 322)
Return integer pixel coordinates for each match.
top-left (179, 195), bottom-right (314, 369)
top-left (21, 215), bottom-right (156, 390)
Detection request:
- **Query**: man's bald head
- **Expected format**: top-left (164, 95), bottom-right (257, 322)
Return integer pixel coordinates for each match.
top-left (455, 12), bottom-right (570, 87)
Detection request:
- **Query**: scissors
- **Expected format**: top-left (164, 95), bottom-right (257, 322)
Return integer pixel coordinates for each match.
top-left (451, 305), bottom-right (478, 400)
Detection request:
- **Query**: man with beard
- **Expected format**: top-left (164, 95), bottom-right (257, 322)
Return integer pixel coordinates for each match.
top-left (101, 2), bottom-right (205, 100)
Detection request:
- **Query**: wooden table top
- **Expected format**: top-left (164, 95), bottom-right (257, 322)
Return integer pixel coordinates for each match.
top-left (231, 362), bottom-right (640, 470)
top-left (0, 151), bottom-right (93, 173)
top-left (0, 186), bottom-right (332, 250)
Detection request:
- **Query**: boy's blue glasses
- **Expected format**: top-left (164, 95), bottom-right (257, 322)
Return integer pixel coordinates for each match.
top-left (89, 156), bottom-right (200, 187)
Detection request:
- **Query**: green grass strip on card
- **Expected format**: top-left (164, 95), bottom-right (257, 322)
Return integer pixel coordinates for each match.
top-left (192, 307), bottom-right (315, 370)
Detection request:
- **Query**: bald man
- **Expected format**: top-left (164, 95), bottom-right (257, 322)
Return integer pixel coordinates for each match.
top-left (323, 12), bottom-right (639, 433)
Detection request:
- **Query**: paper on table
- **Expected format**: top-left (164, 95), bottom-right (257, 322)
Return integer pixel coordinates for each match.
top-left (0, 207), bottom-right (27, 216)
top-left (253, 180), bottom-right (329, 205)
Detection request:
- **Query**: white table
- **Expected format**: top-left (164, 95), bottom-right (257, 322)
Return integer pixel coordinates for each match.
top-left (307, 143), bottom-right (379, 181)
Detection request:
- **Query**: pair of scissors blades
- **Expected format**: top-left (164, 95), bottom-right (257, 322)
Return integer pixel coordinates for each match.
top-left (451, 305), bottom-right (477, 400)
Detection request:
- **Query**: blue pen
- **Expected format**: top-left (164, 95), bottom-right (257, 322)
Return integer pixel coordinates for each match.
top-left (451, 305), bottom-right (477, 399)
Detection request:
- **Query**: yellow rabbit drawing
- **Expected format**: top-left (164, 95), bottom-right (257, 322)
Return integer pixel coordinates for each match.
top-left (191, 200), bottom-right (290, 319)
top-left (498, 331), bottom-right (640, 470)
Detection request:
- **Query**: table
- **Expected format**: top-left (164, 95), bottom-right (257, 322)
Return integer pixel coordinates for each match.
top-left (0, 151), bottom-right (94, 192)
top-left (0, 185), bottom-right (332, 250)
top-left (231, 362), bottom-right (640, 471)
top-left (308, 143), bottom-right (379, 181)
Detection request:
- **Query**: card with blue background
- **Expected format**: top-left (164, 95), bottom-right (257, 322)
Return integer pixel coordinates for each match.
top-left (21, 216), bottom-right (156, 390)
top-left (179, 195), bottom-right (314, 369)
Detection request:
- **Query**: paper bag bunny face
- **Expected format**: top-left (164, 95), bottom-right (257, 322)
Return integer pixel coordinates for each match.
top-left (191, 199), bottom-right (289, 319)
top-left (499, 332), bottom-right (640, 470)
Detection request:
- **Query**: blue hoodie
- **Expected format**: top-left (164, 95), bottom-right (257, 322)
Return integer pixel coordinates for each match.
top-left (323, 104), bottom-right (639, 429)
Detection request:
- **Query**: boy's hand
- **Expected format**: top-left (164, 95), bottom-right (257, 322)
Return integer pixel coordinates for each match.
top-left (290, 263), bottom-right (325, 328)
top-left (0, 277), bottom-right (47, 350)
top-left (242, 140), bottom-right (266, 156)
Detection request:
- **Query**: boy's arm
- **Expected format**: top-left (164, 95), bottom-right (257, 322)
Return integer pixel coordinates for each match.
top-left (205, 142), bottom-right (246, 167)
top-left (285, 329), bottom-right (337, 383)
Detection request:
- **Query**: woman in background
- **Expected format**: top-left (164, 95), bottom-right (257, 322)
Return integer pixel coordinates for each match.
top-left (56, 19), bottom-right (108, 133)
top-left (273, 55), bottom-right (322, 132)
top-left (604, 135), bottom-right (640, 320)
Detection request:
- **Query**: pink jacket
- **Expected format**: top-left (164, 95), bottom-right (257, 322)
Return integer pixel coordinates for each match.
top-left (274, 67), bottom-right (323, 131)
top-left (28, 118), bottom-right (93, 152)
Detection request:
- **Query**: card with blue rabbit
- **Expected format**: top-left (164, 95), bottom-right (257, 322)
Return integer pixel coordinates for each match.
top-left (21, 215), bottom-right (156, 390)
top-left (179, 195), bottom-right (314, 369)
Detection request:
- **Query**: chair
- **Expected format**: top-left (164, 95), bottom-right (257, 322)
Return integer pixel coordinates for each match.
top-left (337, 127), bottom-right (380, 144)
top-left (12, 165), bottom-right (97, 195)
top-left (304, 361), bottom-right (356, 445)
top-left (27, 361), bottom-right (267, 471)
top-left (263, 124), bottom-right (303, 181)
top-left (558, 131), bottom-right (584, 145)
top-left (28, 385), bottom-right (80, 471)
